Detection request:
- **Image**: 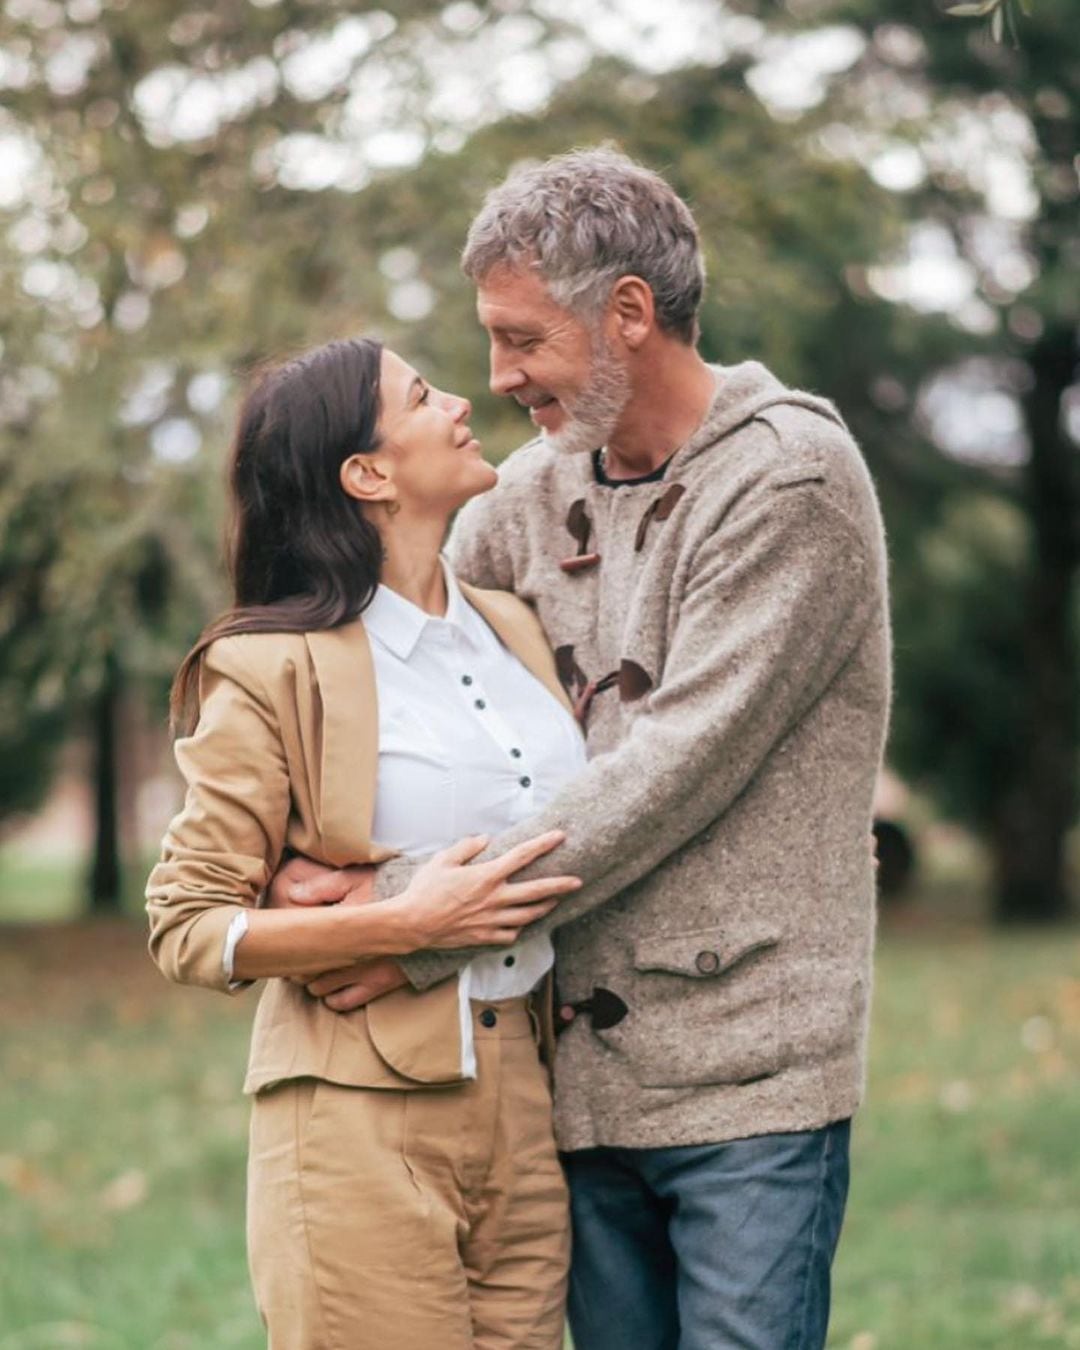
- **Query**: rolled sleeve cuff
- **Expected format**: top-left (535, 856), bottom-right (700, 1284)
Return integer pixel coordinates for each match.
top-left (222, 910), bottom-right (252, 992)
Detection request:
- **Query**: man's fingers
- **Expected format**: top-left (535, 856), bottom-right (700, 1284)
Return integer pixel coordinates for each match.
top-left (267, 855), bottom-right (329, 909)
top-left (279, 855), bottom-right (328, 884)
top-left (486, 830), bottom-right (567, 881)
top-left (288, 869), bottom-right (357, 905)
top-left (324, 982), bottom-right (380, 1012)
top-left (305, 962), bottom-right (371, 998)
top-left (337, 867), bottom-right (377, 907)
top-left (323, 959), bottom-right (407, 1013)
top-left (436, 834), bottom-right (491, 866)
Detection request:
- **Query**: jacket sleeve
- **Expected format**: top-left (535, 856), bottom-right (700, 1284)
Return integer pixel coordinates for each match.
top-left (392, 478), bottom-right (884, 990)
top-left (145, 639), bottom-right (290, 992)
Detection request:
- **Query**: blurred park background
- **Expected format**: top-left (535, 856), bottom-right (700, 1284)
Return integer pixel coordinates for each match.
top-left (0, 0), bottom-right (1077, 1345)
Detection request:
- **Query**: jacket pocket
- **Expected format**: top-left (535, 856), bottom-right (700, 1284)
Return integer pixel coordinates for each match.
top-left (633, 924), bottom-right (780, 979)
top-left (594, 923), bottom-right (784, 1089)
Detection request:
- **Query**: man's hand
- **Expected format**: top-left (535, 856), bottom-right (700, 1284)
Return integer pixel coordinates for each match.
top-left (268, 856), bottom-right (380, 1000)
top-left (267, 855), bottom-right (375, 910)
top-left (305, 957), bottom-right (408, 1012)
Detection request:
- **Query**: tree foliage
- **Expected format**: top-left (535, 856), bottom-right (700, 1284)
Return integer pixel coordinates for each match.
top-left (1, 0), bottom-right (1076, 917)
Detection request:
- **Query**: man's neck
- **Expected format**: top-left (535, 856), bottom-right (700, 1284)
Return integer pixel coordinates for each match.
top-left (603, 347), bottom-right (716, 481)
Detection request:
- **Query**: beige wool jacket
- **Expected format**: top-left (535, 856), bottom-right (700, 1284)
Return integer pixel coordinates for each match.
top-left (145, 584), bottom-right (571, 1095)
top-left (383, 362), bottom-right (892, 1151)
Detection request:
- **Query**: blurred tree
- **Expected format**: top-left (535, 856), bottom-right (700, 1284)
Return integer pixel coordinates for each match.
top-left (0, 468), bottom-right (68, 830)
top-left (815, 0), bottom-right (1079, 920)
top-left (0, 0), bottom-right (576, 907)
top-left (2, 0), bottom-right (1074, 923)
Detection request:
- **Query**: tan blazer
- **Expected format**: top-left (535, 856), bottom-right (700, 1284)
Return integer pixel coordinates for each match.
top-left (146, 583), bottom-right (573, 1095)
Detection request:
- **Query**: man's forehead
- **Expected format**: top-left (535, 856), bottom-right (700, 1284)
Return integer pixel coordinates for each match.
top-left (475, 265), bottom-right (561, 326)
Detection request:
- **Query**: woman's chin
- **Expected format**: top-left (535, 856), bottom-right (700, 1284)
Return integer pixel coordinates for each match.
top-left (434, 465), bottom-right (498, 519)
top-left (463, 461), bottom-right (499, 498)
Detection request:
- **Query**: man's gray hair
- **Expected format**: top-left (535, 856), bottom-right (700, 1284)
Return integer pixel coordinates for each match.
top-left (462, 146), bottom-right (705, 344)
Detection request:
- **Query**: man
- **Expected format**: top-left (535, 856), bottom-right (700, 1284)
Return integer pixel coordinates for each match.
top-left (280, 147), bottom-right (890, 1349)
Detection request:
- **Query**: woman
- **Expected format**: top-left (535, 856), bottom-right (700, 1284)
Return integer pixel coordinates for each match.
top-left (146, 337), bottom-right (587, 1349)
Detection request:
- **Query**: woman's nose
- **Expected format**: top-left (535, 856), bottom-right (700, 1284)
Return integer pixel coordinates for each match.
top-left (440, 390), bottom-right (471, 422)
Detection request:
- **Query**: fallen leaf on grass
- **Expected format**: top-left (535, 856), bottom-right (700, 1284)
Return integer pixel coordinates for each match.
top-left (938, 1078), bottom-right (975, 1113)
top-left (1055, 979), bottom-right (1080, 1026)
top-left (1020, 1015), bottom-right (1055, 1053)
top-left (99, 1168), bottom-right (148, 1212)
top-left (1001, 1283), bottom-right (1043, 1322)
top-left (0, 1152), bottom-right (48, 1196)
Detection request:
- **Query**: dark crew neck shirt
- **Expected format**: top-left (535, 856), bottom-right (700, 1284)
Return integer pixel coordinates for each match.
top-left (592, 448), bottom-right (672, 488)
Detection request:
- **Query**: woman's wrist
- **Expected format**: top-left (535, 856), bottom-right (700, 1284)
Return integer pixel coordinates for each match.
top-left (341, 895), bottom-right (421, 958)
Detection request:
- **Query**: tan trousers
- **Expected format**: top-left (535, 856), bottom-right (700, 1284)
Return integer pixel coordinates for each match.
top-left (247, 999), bottom-right (569, 1350)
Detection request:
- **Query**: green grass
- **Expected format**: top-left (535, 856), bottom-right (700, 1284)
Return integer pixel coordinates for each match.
top-left (832, 928), bottom-right (1080, 1349)
top-left (0, 854), bottom-right (157, 924)
top-left (1, 916), bottom-right (1078, 1348)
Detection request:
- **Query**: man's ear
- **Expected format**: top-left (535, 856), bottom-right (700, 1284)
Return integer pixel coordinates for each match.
top-left (340, 453), bottom-right (396, 506)
top-left (609, 276), bottom-right (655, 351)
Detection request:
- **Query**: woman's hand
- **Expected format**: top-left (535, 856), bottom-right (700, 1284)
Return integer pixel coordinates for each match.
top-left (388, 830), bottom-right (580, 951)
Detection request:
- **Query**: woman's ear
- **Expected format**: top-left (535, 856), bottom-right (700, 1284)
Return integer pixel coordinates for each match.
top-left (340, 453), bottom-right (396, 506)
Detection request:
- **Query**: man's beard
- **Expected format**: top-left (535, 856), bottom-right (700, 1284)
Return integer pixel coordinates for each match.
top-left (544, 335), bottom-right (632, 457)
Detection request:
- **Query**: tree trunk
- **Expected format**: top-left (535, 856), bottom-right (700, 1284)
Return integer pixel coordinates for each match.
top-left (993, 324), bottom-right (1079, 923)
top-left (89, 650), bottom-right (123, 913)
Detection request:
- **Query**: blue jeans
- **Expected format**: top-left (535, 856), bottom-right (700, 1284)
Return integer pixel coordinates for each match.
top-left (563, 1120), bottom-right (851, 1350)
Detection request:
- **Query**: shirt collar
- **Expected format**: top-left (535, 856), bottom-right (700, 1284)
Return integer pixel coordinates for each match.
top-left (363, 558), bottom-right (481, 661)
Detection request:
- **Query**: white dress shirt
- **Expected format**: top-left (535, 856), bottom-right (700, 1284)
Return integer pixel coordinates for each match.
top-left (227, 561), bottom-right (586, 1077)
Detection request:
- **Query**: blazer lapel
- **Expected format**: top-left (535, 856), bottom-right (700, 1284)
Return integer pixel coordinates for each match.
top-left (303, 621), bottom-right (396, 866)
top-left (460, 582), bottom-right (575, 717)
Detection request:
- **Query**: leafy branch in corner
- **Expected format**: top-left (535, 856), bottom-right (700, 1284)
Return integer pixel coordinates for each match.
top-left (945, 0), bottom-right (1032, 44)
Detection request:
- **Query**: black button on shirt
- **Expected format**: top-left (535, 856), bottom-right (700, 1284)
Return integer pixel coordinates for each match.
top-left (474, 699), bottom-right (486, 710)
top-left (461, 675), bottom-right (473, 686)
top-left (479, 1009), bottom-right (497, 1028)
top-left (509, 748), bottom-right (523, 759)
top-left (519, 776), bottom-right (532, 788)
top-left (503, 955), bottom-right (516, 967)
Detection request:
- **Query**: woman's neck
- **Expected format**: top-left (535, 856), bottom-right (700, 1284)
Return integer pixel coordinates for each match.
top-left (377, 516), bottom-right (448, 616)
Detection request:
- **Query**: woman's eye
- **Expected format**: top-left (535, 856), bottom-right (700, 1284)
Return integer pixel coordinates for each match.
top-left (417, 386), bottom-right (430, 404)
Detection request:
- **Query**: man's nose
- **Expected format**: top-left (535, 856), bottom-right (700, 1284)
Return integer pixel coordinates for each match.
top-left (489, 348), bottom-right (526, 397)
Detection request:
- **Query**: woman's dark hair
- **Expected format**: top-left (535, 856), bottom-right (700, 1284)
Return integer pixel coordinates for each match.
top-left (171, 336), bottom-right (384, 733)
